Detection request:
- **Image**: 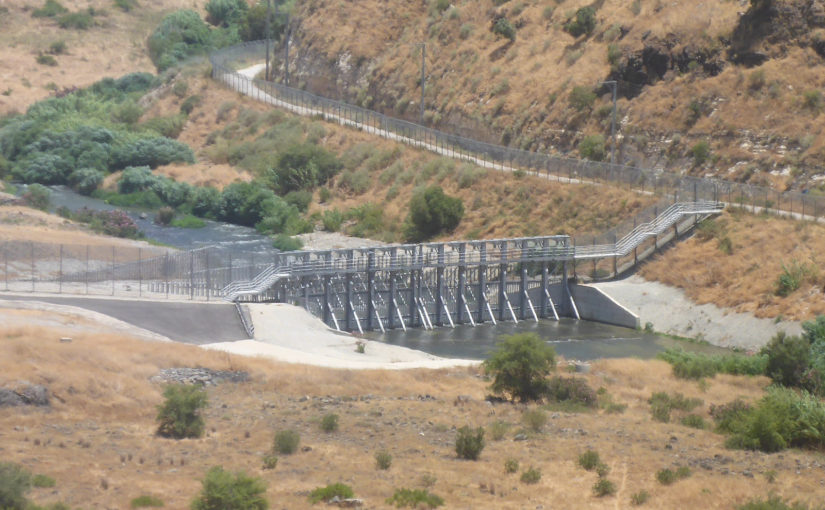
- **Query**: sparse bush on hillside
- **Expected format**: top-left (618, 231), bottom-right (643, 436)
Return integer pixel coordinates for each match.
top-left (483, 333), bottom-right (556, 402)
top-left (803, 90), bottom-right (823, 112)
top-left (656, 466), bottom-right (691, 485)
top-left (375, 450), bottom-right (392, 470)
top-left (564, 7), bottom-right (596, 37)
top-left (386, 488), bottom-right (444, 508)
top-left (455, 426), bottom-right (485, 460)
top-left (578, 134), bottom-right (606, 161)
top-left (491, 17), bottom-right (516, 41)
top-left (522, 408), bottom-right (547, 432)
top-left (737, 495), bottom-right (816, 510)
top-left (319, 413), bottom-right (339, 433)
top-left (546, 376), bottom-right (597, 407)
top-left (0, 462), bottom-right (31, 510)
top-left (520, 466), bottom-right (541, 484)
top-left (568, 86), bottom-right (596, 111)
top-left (691, 141), bottom-right (710, 166)
top-left (33, 0), bottom-right (68, 18)
top-left (404, 185), bottom-right (463, 242)
top-left (657, 348), bottom-right (767, 380)
top-left (428, 0), bottom-right (450, 16)
top-left (155, 384), bottom-right (208, 439)
top-left (191, 466), bottom-right (268, 510)
top-left (269, 143), bottom-right (342, 194)
top-left (775, 260), bottom-right (816, 297)
top-left (130, 495), bottom-right (164, 508)
top-left (761, 331), bottom-right (810, 387)
top-left (504, 458), bottom-right (519, 473)
top-left (593, 478), bottom-right (616, 497)
top-left (273, 429), bottom-right (300, 455)
top-left (58, 10), bottom-right (95, 29)
top-left (148, 10), bottom-right (216, 71)
top-left (578, 450), bottom-right (600, 471)
top-left (309, 483), bottom-right (353, 504)
top-left (205, 0), bottom-right (248, 27)
top-left (36, 53), bottom-right (58, 66)
top-left (114, 0), bottom-right (139, 12)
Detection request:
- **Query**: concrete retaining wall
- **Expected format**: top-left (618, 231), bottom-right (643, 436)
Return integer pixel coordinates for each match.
top-left (567, 284), bottom-right (640, 329)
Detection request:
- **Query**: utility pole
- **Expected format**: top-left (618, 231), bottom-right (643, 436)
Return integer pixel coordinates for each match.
top-left (265, 0), bottom-right (271, 81)
top-left (284, 13), bottom-right (290, 86)
top-left (420, 42), bottom-right (426, 124)
top-left (599, 80), bottom-right (618, 165)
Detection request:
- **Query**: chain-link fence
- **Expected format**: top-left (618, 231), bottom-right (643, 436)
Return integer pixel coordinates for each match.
top-left (211, 41), bottom-right (825, 222)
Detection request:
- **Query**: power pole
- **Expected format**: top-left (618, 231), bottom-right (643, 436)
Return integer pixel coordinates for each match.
top-left (600, 80), bottom-right (618, 165)
top-left (284, 13), bottom-right (290, 86)
top-left (265, 0), bottom-right (271, 81)
top-left (420, 42), bottom-right (426, 124)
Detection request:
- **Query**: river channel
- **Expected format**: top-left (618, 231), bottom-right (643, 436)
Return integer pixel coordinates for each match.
top-left (38, 185), bottom-right (723, 361)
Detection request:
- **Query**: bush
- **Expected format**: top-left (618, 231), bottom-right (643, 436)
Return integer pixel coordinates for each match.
top-left (142, 115), bottom-right (187, 139)
top-left (261, 455), bottom-right (278, 470)
top-left (775, 261), bottom-right (815, 297)
top-left (762, 331), bottom-right (810, 387)
top-left (564, 7), bottom-right (596, 36)
top-left (284, 190), bottom-right (312, 213)
top-left (31, 474), bottom-right (55, 488)
top-left (569, 86), bottom-right (596, 111)
top-left (488, 420), bottom-right (509, 441)
top-left (680, 414), bottom-right (707, 429)
top-left (504, 458), bottom-right (519, 474)
top-left (269, 143), bottom-right (342, 194)
top-left (32, 0), bottom-right (68, 18)
top-left (155, 206), bottom-right (175, 226)
top-left (309, 483), bottom-right (353, 504)
top-left (631, 490), bottom-right (650, 505)
top-left (375, 450), bottom-right (392, 470)
top-left (386, 488), bottom-right (444, 508)
top-left (320, 413), bottom-right (339, 433)
top-left (579, 450), bottom-right (600, 471)
top-left (114, 0), bottom-right (139, 12)
top-left (148, 10), bottom-right (214, 71)
top-left (737, 495), bottom-right (816, 510)
top-left (272, 234), bottom-right (303, 252)
top-left (483, 333), bottom-right (556, 402)
top-left (112, 100), bottom-right (143, 124)
top-left (691, 141), bottom-right (710, 166)
top-left (205, 0), bottom-right (248, 27)
top-left (491, 17), bottom-right (516, 41)
top-left (803, 90), bottom-right (823, 112)
top-left (710, 399), bottom-right (753, 434)
top-left (180, 95), bottom-right (202, 115)
top-left (579, 134), bottom-right (606, 161)
top-left (58, 11), bottom-right (94, 29)
top-left (219, 182), bottom-right (278, 227)
top-left (0, 462), bottom-right (31, 510)
top-left (522, 408), bottom-right (547, 432)
top-left (155, 384), bottom-right (208, 439)
top-left (658, 348), bottom-right (767, 380)
top-left (656, 466), bottom-right (691, 485)
top-left (593, 478), bottom-right (616, 497)
top-left (273, 430), bottom-right (300, 455)
top-left (130, 495), bottom-right (164, 508)
top-left (36, 54), bottom-right (58, 66)
top-left (520, 466), bottom-right (541, 484)
top-left (404, 186), bottom-right (463, 242)
top-left (111, 137), bottom-right (194, 169)
top-left (546, 376), bottom-right (597, 406)
top-left (321, 209), bottom-right (343, 232)
top-left (22, 183), bottom-right (51, 211)
top-left (455, 426), bottom-right (485, 460)
top-left (191, 466), bottom-right (268, 510)
top-left (68, 167), bottom-right (104, 195)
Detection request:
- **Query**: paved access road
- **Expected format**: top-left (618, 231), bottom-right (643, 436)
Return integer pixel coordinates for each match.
top-left (7, 295), bottom-right (250, 344)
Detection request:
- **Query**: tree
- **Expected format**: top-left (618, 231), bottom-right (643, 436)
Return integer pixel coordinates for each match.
top-left (404, 186), bottom-right (464, 242)
top-left (483, 333), bottom-right (556, 402)
top-left (205, 0), bottom-right (248, 28)
top-left (191, 466), bottom-right (268, 510)
top-left (761, 331), bottom-right (810, 388)
top-left (156, 384), bottom-right (208, 439)
top-left (0, 462), bottom-right (31, 510)
top-left (578, 134), bottom-right (606, 161)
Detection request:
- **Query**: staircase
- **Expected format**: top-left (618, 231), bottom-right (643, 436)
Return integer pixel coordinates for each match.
top-left (221, 265), bottom-right (291, 302)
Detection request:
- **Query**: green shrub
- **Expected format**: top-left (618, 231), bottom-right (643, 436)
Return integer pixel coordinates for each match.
top-left (579, 450), bottom-right (600, 471)
top-left (775, 261), bottom-right (815, 297)
top-left (520, 466), bottom-right (541, 484)
top-left (386, 488), bottom-right (444, 508)
top-left (36, 54), bottom-right (58, 66)
top-left (459, 23), bottom-right (474, 39)
top-left (22, 184), bottom-right (51, 211)
top-left (68, 167), bottom-right (104, 195)
top-left (564, 7), bottom-right (596, 36)
top-left (205, 0), bottom-right (248, 27)
top-left (171, 214), bottom-right (206, 228)
top-left (691, 141), bottom-right (710, 166)
top-left (491, 17), bottom-right (516, 41)
top-left (155, 384), bottom-right (208, 439)
top-left (337, 168), bottom-right (371, 194)
top-left (504, 458), bottom-right (519, 474)
top-left (320, 413), bottom-right (339, 433)
top-left (0, 462), bottom-right (31, 510)
top-left (148, 10), bottom-right (214, 71)
top-left (762, 331), bottom-right (810, 387)
top-left (680, 414), bottom-right (707, 429)
top-left (657, 348), bottom-right (767, 379)
top-left (261, 454), bottom-right (278, 470)
top-left (488, 420), bottom-right (509, 441)
top-left (180, 95), bottom-right (202, 115)
top-left (656, 466), bottom-right (691, 485)
top-left (318, 187), bottom-right (332, 203)
top-left (272, 234), bottom-right (303, 252)
top-left (522, 408), bottom-right (547, 432)
top-left (33, 0), bottom-right (68, 18)
top-left (710, 399), bottom-right (753, 434)
top-left (58, 11), bottom-right (94, 29)
top-left (308, 483), bottom-right (353, 504)
top-left (112, 100), bottom-right (143, 124)
top-left (483, 333), bottom-right (556, 402)
top-left (593, 478), bottom-right (616, 497)
top-left (172, 80), bottom-right (189, 99)
top-left (273, 430), bottom-right (300, 455)
top-left (543, 6), bottom-right (555, 19)
top-left (321, 209), bottom-right (343, 232)
top-left (803, 90), bottom-right (823, 112)
top-left (191, 466), bottom-right (268, 510)
top-left (375, 450), bottom-right (392, 470)
top-left (155, 206), bottom-right (175, 226)
top-left (114, 0), bottom-right (139, 12)
top-left (284, 190), bottom-right (312, 213)
top-left (736, 495), bottom-right (816, 510)
top-left (631, 490), bottom-right (650, 505)
top-left (404, 185), bottom-right (463, 242)
top-left (569, 86), bottom-right (596, 111)
top-left (546, 376), bottom-right (597, 406)
top-left (31, 474), bottom-right (55, 488)
top-left (428, 0), bottom-right (450, 16)
top-left (269, 143), bottom-right (342, 194)
top-left (130, 495), bottom-right (164, 508)
top-left (578, 134), bottom-right (606, 161)
top-left (596, 462), bottom-right (610, 477)
top-left (607, 43), bottom-right (621, 67)
top-left (455, 426), bottom-right (485, 460)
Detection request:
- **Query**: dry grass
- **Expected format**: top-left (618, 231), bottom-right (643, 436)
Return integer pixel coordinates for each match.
top-left (642, 208), bottom-right (825, 320)
top-left (2, 309), bottom-right (823, 509)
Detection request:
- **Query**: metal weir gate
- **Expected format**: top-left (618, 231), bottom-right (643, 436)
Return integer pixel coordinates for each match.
top-left (235, 237), bottom-right (573, 333)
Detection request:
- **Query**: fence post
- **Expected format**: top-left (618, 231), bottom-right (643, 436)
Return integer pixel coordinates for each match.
top-left (58, 244), bottom-right (63, 294)
top-left (111, 246), bottom-right (115, 296)
top-left (206, 250), bottom-right (211, 302)
top-left (85, 245), bottom-right (89, 294)
top-left (190, 251), bottom-right (195, 300)
top-left (30, 242), bottom-right (34, 292)
top-left (138, 248), bottom-right (142, 297)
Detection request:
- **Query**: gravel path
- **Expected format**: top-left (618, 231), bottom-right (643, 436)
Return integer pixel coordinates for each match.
top-left (593, 275), bottom-right (802, 350)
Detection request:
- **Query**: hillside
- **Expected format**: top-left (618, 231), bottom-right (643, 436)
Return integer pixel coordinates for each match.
top-left (286, 0), bottom-right (825, 190)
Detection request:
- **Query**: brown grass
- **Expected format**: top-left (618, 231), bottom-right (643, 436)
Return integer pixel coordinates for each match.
top-left (2, 309), bottom-right (823, 509)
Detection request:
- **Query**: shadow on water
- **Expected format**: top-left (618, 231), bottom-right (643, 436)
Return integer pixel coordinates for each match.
top-left (365, 318), bottom-right (729, 361)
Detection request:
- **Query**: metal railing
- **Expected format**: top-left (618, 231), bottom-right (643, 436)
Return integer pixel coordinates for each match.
top-left (211, 41), bottom-right (825, 223)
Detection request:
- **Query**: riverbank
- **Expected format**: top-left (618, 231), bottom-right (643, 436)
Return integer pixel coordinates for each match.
top-left (593, 275), bottom-right (802, 350)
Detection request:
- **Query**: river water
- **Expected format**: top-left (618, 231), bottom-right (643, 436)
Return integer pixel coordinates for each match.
top-left (38, 185), bottom-right (723, 361)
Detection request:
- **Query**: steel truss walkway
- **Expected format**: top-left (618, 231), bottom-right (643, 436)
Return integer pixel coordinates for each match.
top-left (222, 200), bottom-right (723, 332)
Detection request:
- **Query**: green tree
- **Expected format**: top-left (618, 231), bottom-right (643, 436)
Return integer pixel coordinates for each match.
top-left (761, 331), bottom-right (810, 388)
top-left (191, 466), bottom-right (268, 510)
top-left (0, 462), bottom-right (31, 510)
top-left (156, 384), bottom-right (208, 439)
top-left (578, 134), bottom-right (606, 161)
top-left (564, 7), bottom-right (596, 37)
top-left (205, 0), bottom-right (248, 27)
top-left (404, 185), bottom-right (464, 242)
top-left (483, 333), bottom-right (556, 402)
